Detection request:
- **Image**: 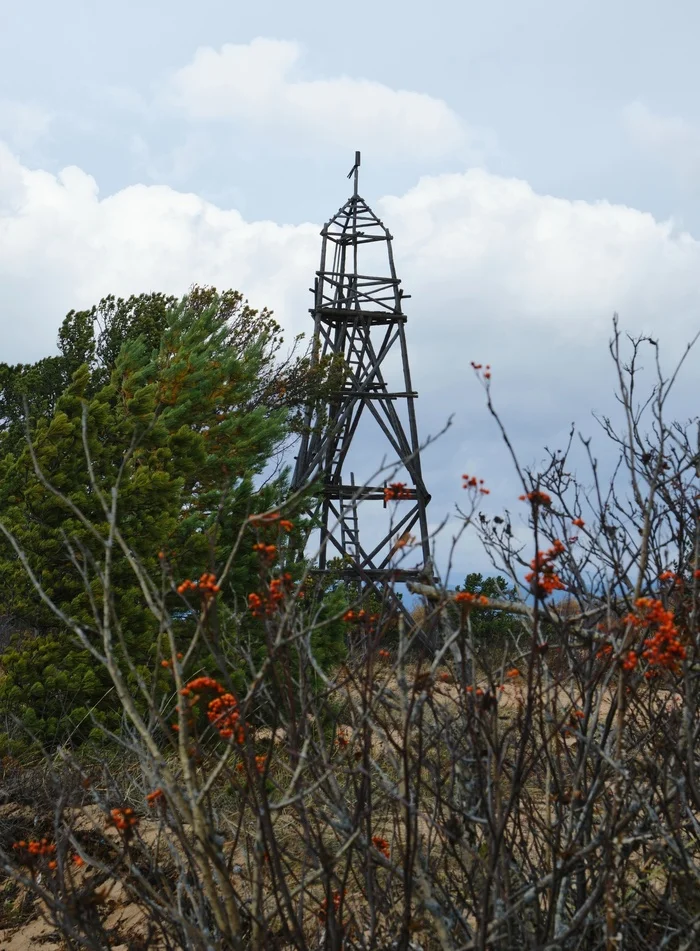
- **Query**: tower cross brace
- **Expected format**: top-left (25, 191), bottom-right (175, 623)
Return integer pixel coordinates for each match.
top-left (292, 153), bottom-right (432, 615)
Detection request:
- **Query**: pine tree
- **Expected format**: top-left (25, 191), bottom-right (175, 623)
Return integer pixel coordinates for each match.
top-left (453, 572), bottom-right (520, 639)
top-left (0, 287), bottom-right (321, 751)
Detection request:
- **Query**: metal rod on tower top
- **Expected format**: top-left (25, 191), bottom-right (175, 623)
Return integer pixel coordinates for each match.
top-left (347, 150), bottom-right (361, 197)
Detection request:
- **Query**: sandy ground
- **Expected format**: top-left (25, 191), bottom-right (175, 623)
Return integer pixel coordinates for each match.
top-left (0, 669), bottom-right (670, 949)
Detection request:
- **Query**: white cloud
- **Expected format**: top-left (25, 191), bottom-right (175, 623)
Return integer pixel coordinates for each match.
top-left (381, 170), bottom-right (700, 335)
top-left (0, 142), bottom-right (319, 364)
top-left (1, 142), bottom-right (699, 389)
top-left (623, 101), bottom-right (700, 182)
top-left (164, 38), bottom-right (472, 160)
top-left (0, 100), bottom-right (53, 151)
top-left (1, 142), bottom-right (698, 578)
top-left (2, 142), bottom-right (698, 386)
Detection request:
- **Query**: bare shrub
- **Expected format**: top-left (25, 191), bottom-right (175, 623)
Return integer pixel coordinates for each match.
top-left (0, 320), bottom-right (699, 950)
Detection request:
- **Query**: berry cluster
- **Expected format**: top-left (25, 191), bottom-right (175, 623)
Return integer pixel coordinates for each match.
top-left (462, 473), bottom-right (490, 495)
top-left (342, 609), bottom-right (378, 624)
top-left (519, 490), bottom-right (552, 508)
top-left (252, 542), bottom-right (277, 562)
top-left (12, 838), bottom-right (56, 869)
top-left (453, 591), bottom-right (489, 607)
top-left (207, 693), bottom-right (244, 741)
top-left (470, 361), bottom-right (491, 380)
top-left (336, 729), bottom-right (350, 750)
top-left (180, 676), bottom-right (249, 742)
top-left (108, 807), bottom-right (139, 833)
top-left (318, 890), bottom-right (344, 924)
top-left (525, 540), bottom-right (566, 599)
top-left (249, 512), bottom-right (294, 532)
top-left (384, 482), bottom-right (411, 502)
top-left (176, 573), bottom-right (221, 598)
top-left (247, 573), bottom-right (296, 617)
top-left (372, 835), bottom-right (390, 859)
top-left (624, 598), bottom-right (686, 676)
top-left (236, 755), bottom-right (267, 775)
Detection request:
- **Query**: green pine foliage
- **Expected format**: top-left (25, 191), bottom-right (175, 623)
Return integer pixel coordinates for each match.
top-left (0, 287), bottom-right (332, 753)
top-left (309, 585), bottom-right (348, 670)
top-left (453, 572), bottom-right (521, 639)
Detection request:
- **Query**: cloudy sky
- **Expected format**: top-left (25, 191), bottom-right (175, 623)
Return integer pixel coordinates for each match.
top-left (1, 0), bottom-right (699, 582)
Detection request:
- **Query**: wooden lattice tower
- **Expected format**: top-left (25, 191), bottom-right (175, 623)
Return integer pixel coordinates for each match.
top-left (292, 153), bottom-right (432, 611)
